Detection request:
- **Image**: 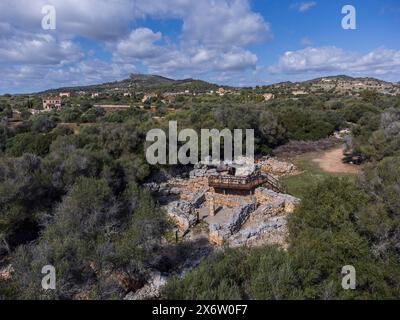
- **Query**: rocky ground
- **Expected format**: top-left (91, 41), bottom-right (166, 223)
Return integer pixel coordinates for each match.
top-left (273, 137), bottom-right (342, 159)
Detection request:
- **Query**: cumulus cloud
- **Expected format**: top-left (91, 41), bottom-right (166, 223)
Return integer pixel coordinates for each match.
top-left (113, 0), bottom-right (268, 77)
top-left (1, 0), bottom-right (398, 92)
top-left (134, 0), bottom-right (271, 46)
top-left (0, 0), bottom-right (270, 48)
top-left (268, 46), bottom-right (400, 78)
top-left (0, 0), bottom-right (137, 40)
top-left (0, 0), bottom-right (271, 92)
top-left (0, 60), bottom-right (137, 93)
top-left (114, 29), bottom-right (258, 76)
top-left (0, 32), bottom-right (82, 65)
top-left (125, 0), bottom-right (269, 74)
top-left (217, 50), bottom-right (258, 71)
top-left (116, 28), bottom-right (163, 60)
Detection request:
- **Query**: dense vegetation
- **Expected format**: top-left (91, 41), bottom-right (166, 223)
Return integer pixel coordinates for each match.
top-left (162, 93), bottom-right (400, 300)
top-left (0, 89), bottom-right (399, 299)
top-left (164, 171), bottom-right (400, 299)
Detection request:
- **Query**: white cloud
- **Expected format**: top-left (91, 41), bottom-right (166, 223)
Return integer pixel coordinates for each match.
top-left (0, 0), bottom-right (271, 92)
top-left (126, 0), bottom-right (270, 73)
top-left (114, 29), bottom-right (258, 76)
top-left (268, 46), bottom-right (400, 79)
top-left (116, 28), bottom-right (162, 60)
top-left (291, 1), bottom-right (317, 12)
top-left (0, 32), bottom-right (82, 65)
top-left (0, 0), bottom-right (137, 41)
top-left (192, 49), bottom-right (213, 65)
top-left (217, 50), bottom-right (258, 71)
top-left (0, 0), bottom-right (270, 45)
top-left (134, 0), bottom-right (271, 46)
top-left (0, 60), bottom-right (137, 93)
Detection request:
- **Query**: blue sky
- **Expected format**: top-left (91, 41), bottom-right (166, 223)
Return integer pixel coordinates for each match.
top-left (0, 0), bottom-right (399, 93)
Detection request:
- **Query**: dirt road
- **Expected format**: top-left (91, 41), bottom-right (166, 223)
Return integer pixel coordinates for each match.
top-left (312, 147), bottom-right (361, 174)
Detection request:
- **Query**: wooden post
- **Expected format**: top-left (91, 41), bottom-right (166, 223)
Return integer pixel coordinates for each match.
top-left (209, 197), bottom-right (215, 217)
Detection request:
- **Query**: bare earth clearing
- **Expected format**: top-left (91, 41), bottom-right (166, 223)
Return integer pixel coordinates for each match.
top-left (312, 147), bottom-right (361, 174)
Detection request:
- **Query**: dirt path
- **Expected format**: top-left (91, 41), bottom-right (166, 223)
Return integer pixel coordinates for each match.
top-left (312, 147), bottom-right (361, 174)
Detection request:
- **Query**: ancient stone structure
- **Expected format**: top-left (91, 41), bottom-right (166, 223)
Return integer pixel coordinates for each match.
top-left (229, 215), bottom-right (288, 248)
top-left (205, 192), bottom-right (252, 208)
top-left (207, 188), bottom-right (299, 247)
top-left (166, 201), bottom-right (198, 232)
top-left (255, 188), bottom-right (299, 214)
top-left (258, 157), bottom-right (297, 176)
top-left (147, 157), bottom-right (300, 248)
top-left (209, 204), bottom-right (254, 245)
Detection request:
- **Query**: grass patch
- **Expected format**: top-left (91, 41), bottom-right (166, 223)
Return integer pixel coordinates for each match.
top-left (282, 151), bottom-right (357, 199)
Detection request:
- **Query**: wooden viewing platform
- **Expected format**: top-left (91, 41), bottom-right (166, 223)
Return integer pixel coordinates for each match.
top-left (208, 173), bottom-right (283, 193)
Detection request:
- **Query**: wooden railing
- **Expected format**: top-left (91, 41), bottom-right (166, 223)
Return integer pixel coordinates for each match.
top-left (208, 173), bottom-right (283, 193)
top-left (262, 174), bottom-right (285, 193)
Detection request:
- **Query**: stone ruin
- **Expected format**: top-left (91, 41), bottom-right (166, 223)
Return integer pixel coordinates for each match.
top-left (207, 188), bottom-right (299, 247)
top-left (257, 156), bottom-right (298, 177)
top-left (126, 158), bottom-right (300, 300)
top-left (145, 157), bottom-right (300, 249)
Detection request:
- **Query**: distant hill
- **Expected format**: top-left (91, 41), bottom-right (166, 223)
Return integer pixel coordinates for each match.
top-left (265, 75), bottom-right (400, 96)
top-left (305, 75), bottom-right (395, 85)
top-left (36, 74), bottom-right (399, 97)
top-left (39, 74), bottom-right (223, 95)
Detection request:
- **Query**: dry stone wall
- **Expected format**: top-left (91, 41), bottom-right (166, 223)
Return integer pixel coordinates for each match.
top-left (259, 157), bottom-right (297, 176)
top-left (205, 192), bottom-right (253, 208)
top-left (229, 216), bottom-right (289, 248)
top-left (166, 201), bottom-right (198, 232)
top-left (255, 188), bottom-right (299, 213)
top-left (209, 204), bottom-right (254, 245)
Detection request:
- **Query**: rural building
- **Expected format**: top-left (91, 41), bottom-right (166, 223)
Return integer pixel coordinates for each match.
top-left (263, 93), bottom-right (275, 101)
top-left (59, 92), bottom-right (71, 98)
top-left (292, 90), bottom-right (308, 96)
top-left (42, 96), bottom-right (62, 111)
top-left (142, 93), bottom-right (157, 103)
top-left (218, 88), bottom-right (226, 96)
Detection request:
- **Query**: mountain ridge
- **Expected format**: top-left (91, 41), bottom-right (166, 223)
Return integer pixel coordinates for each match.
top-left (39, 74), bottom-right (223, 95)
top-left (36, 74), bottom-right (399, 95)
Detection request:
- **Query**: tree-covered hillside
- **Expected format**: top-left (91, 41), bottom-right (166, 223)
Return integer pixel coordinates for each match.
top-left (0, 87), bottom-right (399, 299)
